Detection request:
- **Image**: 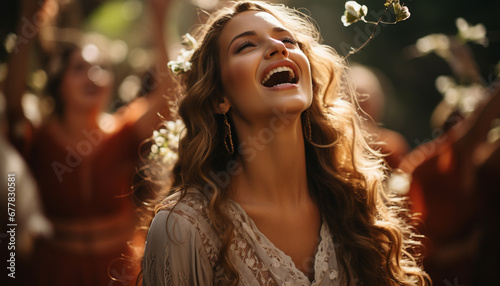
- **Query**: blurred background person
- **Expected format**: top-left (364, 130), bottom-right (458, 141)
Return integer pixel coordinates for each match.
top-left (400, 81), bottom-right (499, 286)
top-left (0, 80), bottom-right (52, 286)
top-left (399, 34), bottom-right (500, 284)
top-left (350, 64), bottom-right (410, 169)
top-left (2, 0), bottom-right (174, 285)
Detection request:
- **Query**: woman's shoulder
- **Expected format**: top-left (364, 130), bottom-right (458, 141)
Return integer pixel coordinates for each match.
top-left (156, 189), bottom-right (210, 221)
top-left (143, 190), bottom-right (219, 285)
top-left (148, 190), bottom-right (216, 246)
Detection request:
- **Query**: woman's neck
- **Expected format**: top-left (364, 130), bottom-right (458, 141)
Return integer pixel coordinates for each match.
top-left (231, 115), bottom-right (309, 207)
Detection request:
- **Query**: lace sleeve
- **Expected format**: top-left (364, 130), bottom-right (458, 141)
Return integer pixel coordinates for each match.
top-left (142, 210), bottom-right (214, 286)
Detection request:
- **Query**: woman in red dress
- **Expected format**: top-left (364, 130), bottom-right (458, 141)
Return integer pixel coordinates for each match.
top-left (3, 0), bottom-right (173, 284)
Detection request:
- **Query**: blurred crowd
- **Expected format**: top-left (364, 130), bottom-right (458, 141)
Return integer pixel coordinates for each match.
top-left (1, 0), bottom-right (173, 285)
top-left (0, 0), bottom-right (499, 286)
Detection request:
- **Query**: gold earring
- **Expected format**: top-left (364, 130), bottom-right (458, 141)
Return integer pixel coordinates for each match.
top-left (223, 113), bottom-right (234, 155)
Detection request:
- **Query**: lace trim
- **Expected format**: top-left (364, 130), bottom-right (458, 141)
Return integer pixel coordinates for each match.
top-left (314, 224), bottom-right (339, 282)
top-left (160, 192), bottom-right (340, 285)
top-left (227, 200), bottom-right (340, 285)
top-left (231, 230), bottom-right (280, 285)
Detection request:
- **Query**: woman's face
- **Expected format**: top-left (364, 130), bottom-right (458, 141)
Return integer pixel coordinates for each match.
top-left (218, 11), bottom-right (313, 124)
top-left (59, 49), bottom-right (113, 115)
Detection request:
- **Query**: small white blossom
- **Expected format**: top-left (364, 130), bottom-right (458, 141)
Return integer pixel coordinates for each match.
top-left (182, 33), bottom-right (198, 49)
top-left (341, 1), bottom-right (368, 27)
top-left (434, 76), bottom-right (487, 116)
top-left (154, 135), bottom-right (165, 146)
top-left (149, 120), bottom-right (185, 165)
top-left (151, 144), bottom-right (159, 154)
top-left (168, 33), bottom-right (198, 75)
top-left (168, 49), bottom-right (194, 75)
top-left (159, 147), bottom-right (168, 157)
top-left (415, 34), bottom-right (450, 57)
top-left (456, 18), bottom-right (488, 46)
top-left (346, 1), bottom-right (367, 18)
top-left (162, 152), bottom-right (179, 165)
top-left (394, 3), bottom-right (411, 22)
top-left (166, 121), bottom-right (176, 131)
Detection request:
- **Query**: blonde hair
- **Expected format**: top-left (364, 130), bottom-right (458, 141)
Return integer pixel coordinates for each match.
top-left (139, 1), bottom-right (430, 285)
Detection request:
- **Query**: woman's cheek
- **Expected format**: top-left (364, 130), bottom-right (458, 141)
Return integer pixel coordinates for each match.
top-left (229, 57), bottom-right (254, 82)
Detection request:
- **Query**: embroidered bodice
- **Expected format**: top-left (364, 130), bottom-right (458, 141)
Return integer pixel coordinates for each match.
top-left (142, 192), bottom-right (343, 285)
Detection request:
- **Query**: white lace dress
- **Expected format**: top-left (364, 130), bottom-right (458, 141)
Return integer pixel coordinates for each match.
top-left (142, 192), bottom-right (343, 285)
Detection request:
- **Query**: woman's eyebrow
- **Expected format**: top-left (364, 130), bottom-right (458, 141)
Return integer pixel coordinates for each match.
top-left (273, 26), bottom-right (288, 33)
top-left (228, 31), bottom-right (256, 50)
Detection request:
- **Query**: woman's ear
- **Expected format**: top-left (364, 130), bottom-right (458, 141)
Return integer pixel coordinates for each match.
top-left (215, 96), bottom-right (231, 114)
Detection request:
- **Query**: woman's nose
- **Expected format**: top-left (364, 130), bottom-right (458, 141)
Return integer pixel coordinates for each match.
top-left (264, 39), bottom-right (289, 59)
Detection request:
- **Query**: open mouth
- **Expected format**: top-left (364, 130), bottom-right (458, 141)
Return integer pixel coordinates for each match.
top-left (261, 66), bottom-right (298, 88)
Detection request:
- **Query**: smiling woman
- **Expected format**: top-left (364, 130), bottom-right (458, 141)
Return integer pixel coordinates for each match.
top-left (140, 1), bottom-right (430, 286)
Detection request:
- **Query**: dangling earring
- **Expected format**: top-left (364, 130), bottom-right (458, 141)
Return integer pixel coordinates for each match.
top-left (223, 113), bottom-right (234, 155)
top-left (304, 110), bottom-right (312, 142)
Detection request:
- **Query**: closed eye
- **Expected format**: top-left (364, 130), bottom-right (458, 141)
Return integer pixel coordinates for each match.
top-left (236, 41), bottom-right (256, 53)
top-left (281, 37), bottom-right (297, 45)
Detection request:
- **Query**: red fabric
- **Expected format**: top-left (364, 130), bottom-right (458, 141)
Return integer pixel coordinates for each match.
top-left (400, 137), bottom-right (480, 285)
top-left (27, 122), bottom-right (142, 286)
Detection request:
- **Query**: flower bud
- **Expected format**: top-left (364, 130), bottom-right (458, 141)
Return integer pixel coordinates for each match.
top-left (341, 1), bottom-right (368, 27)
top-left (346, 1), bottom-right (367, 18)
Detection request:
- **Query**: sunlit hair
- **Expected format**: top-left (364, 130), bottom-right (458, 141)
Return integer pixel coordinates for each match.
top-left (138, 1), bottom-right (430, 285)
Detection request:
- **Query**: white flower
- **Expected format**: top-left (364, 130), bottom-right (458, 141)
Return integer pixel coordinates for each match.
top-left (341, 1), bottom-right (368, 27)
top-left (159, 147), bottom-right (169, 157)
top-left (154, 135), bottom-right (166, 146)
top-left (182, 33), bottom-right (198, 49)
top-left (168, 136), bottom-right (179, 149)
top-left (456, 18), bottom-right (488, 46)
top-left (415, 34), bottom-right (450, 57)
top-left (151, 144), bottom-right (159, 154)
top-left (162, 151), bottom-right (178, 165)
top-left (168, 49), bottom-right (194, 75)
top-left (346, 1), bottom-right (367, 18)
top-left (394, 3), bottom-right (411, 22)
top-left (166, 121), bottom-right (176, 132)
top-left (168, 33), bottom-right (198, 75)
top-left (435, 75), bottom-right (456, 94)
top-left (149, 120), bottom-right (184, 165)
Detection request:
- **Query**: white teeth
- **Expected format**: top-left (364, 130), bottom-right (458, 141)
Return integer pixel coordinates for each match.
top-left (261, 66), bottom-right (295, 85)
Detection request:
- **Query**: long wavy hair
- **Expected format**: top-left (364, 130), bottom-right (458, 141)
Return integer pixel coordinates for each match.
top-left (138, 1), bottom-right (430, 285)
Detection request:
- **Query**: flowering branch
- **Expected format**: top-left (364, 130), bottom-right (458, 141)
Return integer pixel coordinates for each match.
top-left (341, 0), bottom-right (411, 59)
